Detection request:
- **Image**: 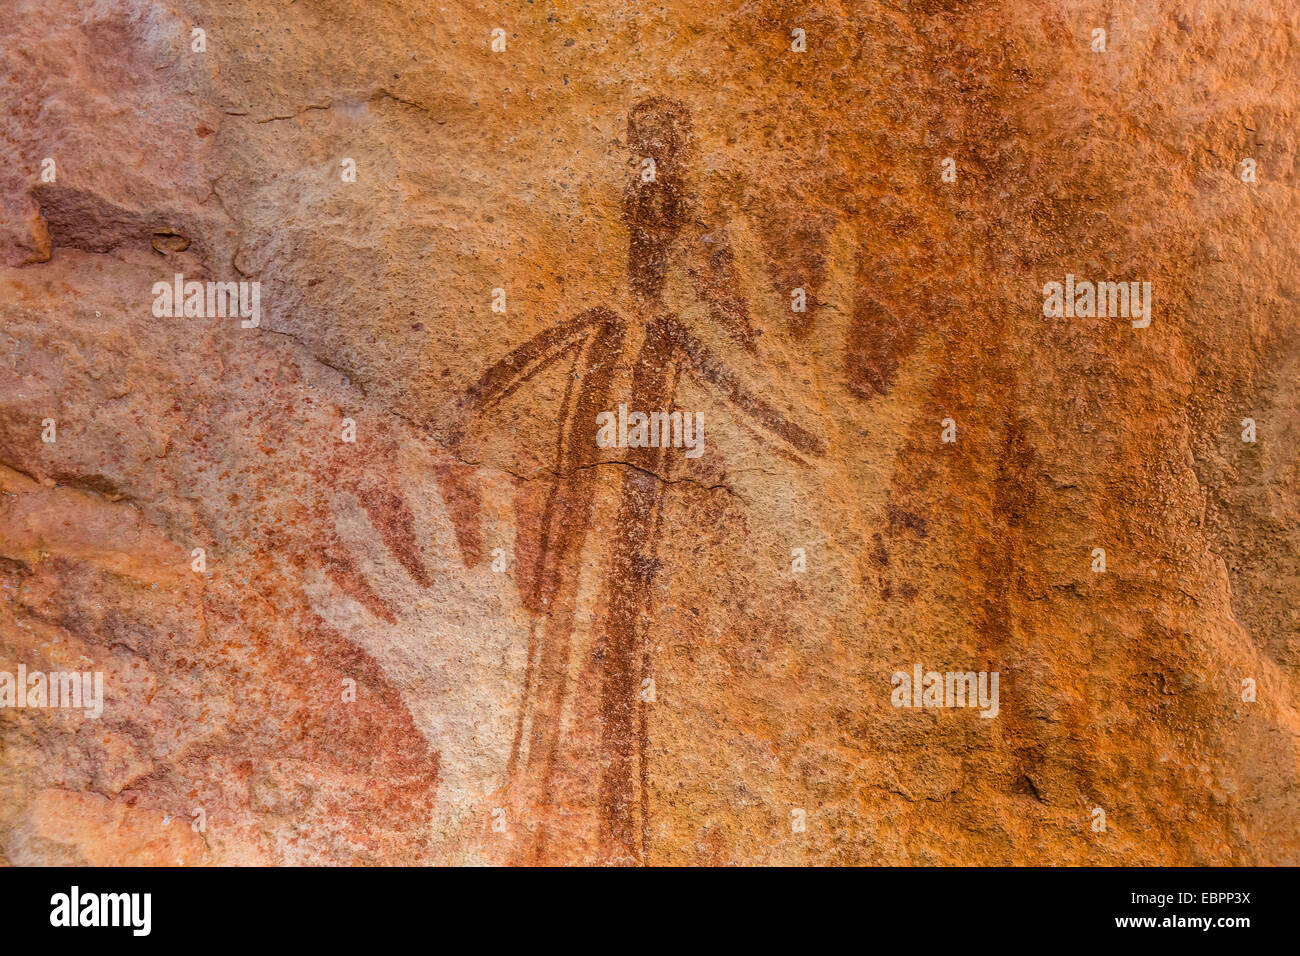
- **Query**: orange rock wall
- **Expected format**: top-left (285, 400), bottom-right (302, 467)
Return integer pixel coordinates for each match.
top-left (1, 0), bottom-right (1297, 864)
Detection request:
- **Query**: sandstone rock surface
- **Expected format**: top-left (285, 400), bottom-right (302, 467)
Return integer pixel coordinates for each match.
top-left (1, 0), bottom-right (1298, 865)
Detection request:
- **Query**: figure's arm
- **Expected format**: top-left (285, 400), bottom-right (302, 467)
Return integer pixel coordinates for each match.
top-left (675, 322), bottom-right (825, 458)
top-left (461, 307), bottom-right (620, 416)
top-left (439, 306), bottom-right (621, 566)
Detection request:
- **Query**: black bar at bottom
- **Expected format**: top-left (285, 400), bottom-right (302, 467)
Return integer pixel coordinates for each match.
top-left (0, 865), bottom-right (1279, 943)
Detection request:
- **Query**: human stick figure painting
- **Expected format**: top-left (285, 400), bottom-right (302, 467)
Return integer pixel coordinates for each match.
top-left (1, 1), bottom-right (1297, 874)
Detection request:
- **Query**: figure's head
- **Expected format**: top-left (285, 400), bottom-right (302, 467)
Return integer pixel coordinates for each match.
top-left (627, 96), bottom-right (692, 170)
top-left (624, 97), bottom-right (693, 302)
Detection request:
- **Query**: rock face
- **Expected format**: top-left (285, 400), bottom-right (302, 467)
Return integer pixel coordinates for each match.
top-left (1, 0), bottom-right (1298, 866)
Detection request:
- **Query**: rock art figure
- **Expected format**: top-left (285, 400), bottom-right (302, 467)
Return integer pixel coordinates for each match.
top-left (455, 97), bottom-right (824, 864)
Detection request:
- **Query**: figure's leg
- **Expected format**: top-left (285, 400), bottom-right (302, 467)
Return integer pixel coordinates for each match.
top-left (502, 311), bottom-right (625, 861)
top-left (510, 470), bottom-right (601, 863)
top-left (598, 466), bottom-right (672, 864)
top-left (596, 315), bottom-right (681, 863)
